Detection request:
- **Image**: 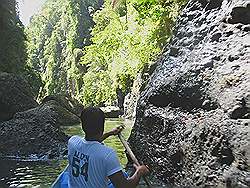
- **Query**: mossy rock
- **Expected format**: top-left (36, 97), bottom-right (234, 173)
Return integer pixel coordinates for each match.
top-left (0, 72), bottom-right (38, 122)
top-left (41, 94), bottom-right (84, 118)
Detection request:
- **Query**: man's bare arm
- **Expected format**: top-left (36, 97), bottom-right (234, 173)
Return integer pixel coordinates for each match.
top-left (108, 165), bottom-right (149, 188)
top-left (100, 125), bottom-right (124, 142)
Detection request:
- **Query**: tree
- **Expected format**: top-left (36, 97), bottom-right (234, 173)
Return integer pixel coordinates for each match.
top-left (79, 0), bottom-right (187, 106)
top-left (26, 0), bottom-right (103, 99)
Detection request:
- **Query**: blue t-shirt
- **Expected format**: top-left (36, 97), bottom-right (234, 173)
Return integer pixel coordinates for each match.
top-left (68, 136), bottom-right (122, 188)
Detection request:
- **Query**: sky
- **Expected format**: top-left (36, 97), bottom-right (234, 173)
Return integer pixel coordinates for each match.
top-left (16, 0), bottom-right (46, 26)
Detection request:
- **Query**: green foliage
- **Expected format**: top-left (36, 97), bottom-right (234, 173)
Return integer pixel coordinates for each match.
top-left (26, 0), bottom-right (187, 105)
top-left (131, 0), bottom-right (188, 48)
top-left (0, 0), bottom-right (41, 95)
top-left (79, 0), bottom-right (187, 106)
top-left (0, 0), bottom-right (26, 73)
top-left (26, 0), bottom-right (102, 99)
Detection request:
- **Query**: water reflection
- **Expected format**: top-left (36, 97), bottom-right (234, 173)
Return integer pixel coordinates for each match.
top-left (0, 118), bottom-right (133, 187)
top-left (0, 159), bottom-right (67, 187)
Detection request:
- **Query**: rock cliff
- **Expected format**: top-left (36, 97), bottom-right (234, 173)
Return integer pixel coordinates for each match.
top-left (129, 0), bottom-right (250, 187)
top-left (0, 76), bottom-right (83, 157)
top-left (0, 100), bottom-right (72, 157)
top-left (0, 72), bottom-right (38, 121)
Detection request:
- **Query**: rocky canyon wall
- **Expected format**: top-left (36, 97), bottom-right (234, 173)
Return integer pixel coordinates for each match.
top-left (129, 0), bottom-right (250, 187)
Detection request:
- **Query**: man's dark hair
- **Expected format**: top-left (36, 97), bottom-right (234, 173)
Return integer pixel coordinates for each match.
top-left (80, 107), bottom-right (105, 136)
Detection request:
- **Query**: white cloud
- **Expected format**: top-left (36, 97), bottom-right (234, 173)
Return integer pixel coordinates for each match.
top-left (16, 0), bottom-right (46, 26)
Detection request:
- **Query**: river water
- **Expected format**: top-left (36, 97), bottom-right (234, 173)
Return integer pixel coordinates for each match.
top-left (0, 118), bottom-right (167, 187)
top-left (0, 118), bottom-right (166, 187)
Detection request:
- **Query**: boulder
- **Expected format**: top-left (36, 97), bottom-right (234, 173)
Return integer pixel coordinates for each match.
top-left (41, 94), bottom-right (84, 118)
top-left (0, 101), bottom-right (72, 157)
top-left (39, 100), bottom-right (81, 126)
top-left (129, 0), bottom-right (250, 187)
top-left (101, 106), bottom-right (123, 118)
top-left (0, 93), bottom-right (84, 157)
top-left (0, 72), bottom-right (38, 121)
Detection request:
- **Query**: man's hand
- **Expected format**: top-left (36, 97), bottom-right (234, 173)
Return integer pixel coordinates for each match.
top-left (133, 164), bottom-right (150, 177)
top-left (100, 125), bottom-right (125, 142)
top-left (109, 164), bottom-right (150, 188)
top-left (109, 125), bottom-right (124, 136)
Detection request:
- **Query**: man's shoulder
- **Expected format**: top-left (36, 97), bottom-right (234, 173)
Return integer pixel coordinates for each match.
top-left (68, 135), bottom-right (85, 149)
top-left (68, 135), bottom-right (82, 144)
top-left (91, 143), bottom-right (116, 160)
top-left (67, 136), bottom-right (116, 156)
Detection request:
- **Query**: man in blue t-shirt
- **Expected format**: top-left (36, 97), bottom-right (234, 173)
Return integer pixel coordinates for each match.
top-left (68, 107), bottom-right (149, 188)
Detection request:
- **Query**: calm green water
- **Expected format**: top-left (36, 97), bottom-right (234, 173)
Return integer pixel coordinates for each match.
top-left (0, 118), bottom-right (133, 187)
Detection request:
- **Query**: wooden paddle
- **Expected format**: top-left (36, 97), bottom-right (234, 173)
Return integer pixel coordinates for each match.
top-left (118, 132), bottom-right (152, 187)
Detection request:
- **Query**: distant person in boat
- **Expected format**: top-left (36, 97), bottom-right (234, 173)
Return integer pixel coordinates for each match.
top-left (67, 107), bottom-right (149, 188)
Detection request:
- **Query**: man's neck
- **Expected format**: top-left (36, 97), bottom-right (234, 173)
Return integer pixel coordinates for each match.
top-left (85, 136), bottom-right (101, 142)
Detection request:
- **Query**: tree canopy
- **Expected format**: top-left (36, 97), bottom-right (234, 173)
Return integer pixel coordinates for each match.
top-left (25, 0), bottom-right (187, 105)
top-left (0, 0), bottom-right (26, 73)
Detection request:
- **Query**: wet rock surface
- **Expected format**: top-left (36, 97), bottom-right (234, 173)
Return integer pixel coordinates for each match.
top-left (0, 101), bottom-right (71, 157)
top-left (0, 72), bottom-right (38, 122)
top-left (0, 94), bottom-right (83, 157)
top-left (129, 0), bottom-right (250, 187)
top-left (124, 73), bottom-right (144, 119)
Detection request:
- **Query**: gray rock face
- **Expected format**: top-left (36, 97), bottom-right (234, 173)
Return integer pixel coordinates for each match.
top-left (41, 94), bottom-right (84, 119)
top-left (0, 72), bottom-right (38, 121)
top-left (0, 100), bottom-right (72, 157)
top-left (129, 0), bottom-right (250, 187)
top-left (124, 73), bottom-right (144, 119)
